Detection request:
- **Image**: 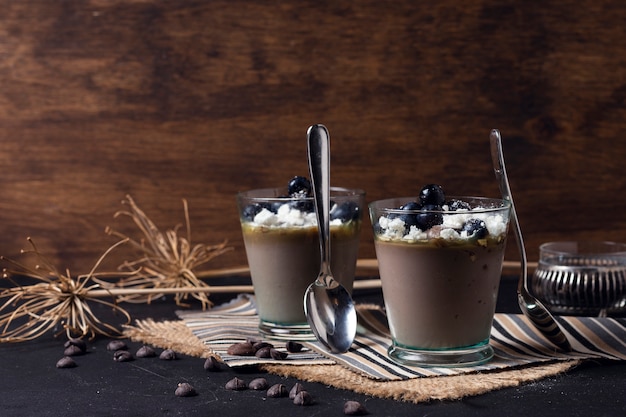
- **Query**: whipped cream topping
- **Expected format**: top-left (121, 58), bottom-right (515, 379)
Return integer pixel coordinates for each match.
top-left (250, 203), bottom-right (345, 228)
top-left (376, 207), bottom-right (508, 243)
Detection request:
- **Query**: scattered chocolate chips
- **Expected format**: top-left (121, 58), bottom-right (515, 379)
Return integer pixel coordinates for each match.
top-left (293, 390), bottom-right (313, 406)
top-left (64, 338), bottom-right (87, 354)
top-left (113, 350), bottom-right (133, 362)
top-left (106, 340), bottom-right (127, 351)
top-left (289, 382), bottom-right (305, 399)
top-left (225, 377), bottom-right (247, 391)
top-left (56, 356), bottom-right (77, 369)
top-left (136, 345), bottom-right (156, 358)
top-left (344, 400), bottom-right (369, 415)
top-left (226, 342), bottom-right (256, 356)
top-left (267, 384), bottom-right (288, 398)
top-left (248, 378), bottom-right (268, 390)
top-left (203, 356), bottom-right (222, 371)
top-left (175, 382), bottom-right (197, 397)
top-left (63, 344), bottom-right (85, 357)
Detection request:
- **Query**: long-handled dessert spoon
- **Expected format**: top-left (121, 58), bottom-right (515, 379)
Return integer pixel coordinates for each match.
top-left (303, 124), bottom-right (357, 353)
top-left (490, 129), bottom-right (571, 351)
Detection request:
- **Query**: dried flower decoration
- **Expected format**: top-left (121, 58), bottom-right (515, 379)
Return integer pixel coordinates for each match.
top-left (0, 238), bottom-right (132, 342)
top-left (102, 195), bottom-right (232, 309)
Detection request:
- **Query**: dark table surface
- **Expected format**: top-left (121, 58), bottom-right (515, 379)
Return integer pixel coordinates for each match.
top-left (1, 275), bottom-right (625, 417)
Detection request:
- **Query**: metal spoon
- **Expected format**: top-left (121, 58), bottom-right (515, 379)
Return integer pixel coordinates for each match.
top-left (303, 124), bottom-right (357, 353)
top-left (490, 129), bottom-right (571, 351)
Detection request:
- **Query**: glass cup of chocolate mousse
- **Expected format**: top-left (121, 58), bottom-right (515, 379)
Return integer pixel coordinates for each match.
top-left (237, 176), bottom-right (365, 341)
top-left (369, 184), bottom-right (511, 367)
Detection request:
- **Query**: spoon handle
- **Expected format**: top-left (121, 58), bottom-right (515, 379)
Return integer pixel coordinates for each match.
top-left (489, 129), bottom-right (528, 294)
top-left (307, 124), bottom-right (332, 275)
top-left (490, 129), bottom-right (571, 351)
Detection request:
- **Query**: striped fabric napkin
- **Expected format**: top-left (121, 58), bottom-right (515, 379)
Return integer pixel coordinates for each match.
top-left (178, 294), bottom-right (626, 381)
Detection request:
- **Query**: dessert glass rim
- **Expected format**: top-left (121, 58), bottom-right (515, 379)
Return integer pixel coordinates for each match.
top-left (237, 186), bottom-right (365, 202)
top-left (539, 241), bottom-right (626, 257)
top-left (369, 196), bottom-right (511, 214)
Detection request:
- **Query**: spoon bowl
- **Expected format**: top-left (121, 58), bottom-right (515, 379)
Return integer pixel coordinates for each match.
top-left (304, 124), bottom-right (357, 353)
top-left (490, 129), bottom-right (571, 351)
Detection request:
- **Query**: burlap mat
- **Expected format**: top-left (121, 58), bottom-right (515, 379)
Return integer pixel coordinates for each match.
top-left (123, 318), bottom-right (580, 404)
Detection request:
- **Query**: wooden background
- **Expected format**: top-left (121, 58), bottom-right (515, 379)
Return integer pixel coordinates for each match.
top-left (1, 0), bottom-right (625, 276)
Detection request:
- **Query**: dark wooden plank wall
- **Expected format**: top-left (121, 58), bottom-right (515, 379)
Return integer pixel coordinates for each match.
top-left (1, 0), bottom-right (625, 274)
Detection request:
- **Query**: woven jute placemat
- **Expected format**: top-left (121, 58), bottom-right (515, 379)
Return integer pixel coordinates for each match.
top-left (123, 318), bottom-right (580, 404)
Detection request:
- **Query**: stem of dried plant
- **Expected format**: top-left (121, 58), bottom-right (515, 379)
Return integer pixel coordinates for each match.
top-left (0, 238), bottom-right (132, 342)
top-left (101, 195), bottom-right (232, 309)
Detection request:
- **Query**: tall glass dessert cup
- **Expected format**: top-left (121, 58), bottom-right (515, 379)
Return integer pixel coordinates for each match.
top-left (369, 186), bottom-right (510, 366)
top-left (237, 178), bottom-right (364, 340)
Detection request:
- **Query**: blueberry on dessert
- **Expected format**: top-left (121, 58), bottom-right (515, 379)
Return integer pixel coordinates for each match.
top-left (287, 176), bottom-right (314, 212)
top-left (446, 199), bottom-right (471, 211)
top-left (287, 176), bottom-right (312, 197)
top-left (419, 184), bottom-right (446, 206)
top-left (415, 204), bottom-right (444, 231)
top-left (242, 203), bottom-right (265, 221)
top-left (330, 201), bottom-right (361, 222)
top-left (393, 201), bottom-right (419, 230)
top-left (461, 219), bottom-right (488, 239)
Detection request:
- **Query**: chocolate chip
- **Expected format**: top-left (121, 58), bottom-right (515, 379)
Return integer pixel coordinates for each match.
top-left (203, 356), bottom-right (222, 371)
top-left (253, 341), bottom-right (274, 351)
top-left (175, 382), bottom-right (197, 397)
top-left (159, 349), bottom-right (177, 360)
top-left (56, 356), bottom-right (77, 369)
top-left (344, 400), bottom-right (369, 415)
top-left (285, 341), bottom-right (304, 353)
top-left (226, 342), bottom-right (256, 356)
top-left (293, 390), bottom-right (313, 406)
top-left (225, 377), bottom-right (247, 391)
top-left (255, 346), bottom-right (272, 358)
top-left (248, 378), bottom-right (268, 390)
top-left (113, 350), bottom-right (133, 362)
top-left (270, 348), bottom-right (288, 360)
top-left (63, 344), bottom-right (85, 357)
top-left (267, 383), bottom-right (288, 398)
top-left (106, 340), bottom-right (127, 351)
top-left (64, 338), bottom-right (87, 353)
top-left (136, 345), bottom-right (156, 358)
top-left (289, 382), bottom-right (305, 399)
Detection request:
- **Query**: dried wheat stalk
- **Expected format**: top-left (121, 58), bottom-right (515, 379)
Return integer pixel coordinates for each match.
top-left (0, 238), bottom-right (132, 342)
top-left (101, 195), bottom-right (232, 309)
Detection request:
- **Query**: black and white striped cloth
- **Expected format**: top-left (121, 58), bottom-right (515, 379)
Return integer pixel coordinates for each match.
top-left (178, 294), bottom-right (626, 381)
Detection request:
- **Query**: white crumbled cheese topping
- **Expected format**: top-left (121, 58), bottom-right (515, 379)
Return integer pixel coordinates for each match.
top-left (377, 208), bottom-right (508, 243)
top-left (250, 204), bottom-right (343, 228)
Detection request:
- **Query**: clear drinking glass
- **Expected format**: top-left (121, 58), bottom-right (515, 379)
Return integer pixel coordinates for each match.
top-left (532, 241), bottom-right (626, 317)
top-left (369, 196), bottom-right (511, 367)
top-left (237, 187), bottom-right (365, 340)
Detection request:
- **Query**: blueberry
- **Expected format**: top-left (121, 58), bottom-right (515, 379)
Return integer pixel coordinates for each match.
top-left (394, 202), bottom-right (443, 232)
top-left (242, 203), bottom-right (264, 221)
top-left (446, 199), bottom-right (471, 211)
top-left (414, 204), bottom-right (444, 231)
top-left (290, 199), bottom-right (314, 212)
top-left (461, 219), bottom-right (488, 239)
top-left (330, 201), bottom-right (360, 222)
top-left (401, 201), bottom-right (421, 211)
top-left (419, 184), bottom-right (446, 206)
top-left (287, 176), bottom-right (311, 197)
top-left (399, 213), bottom-right (420, 230)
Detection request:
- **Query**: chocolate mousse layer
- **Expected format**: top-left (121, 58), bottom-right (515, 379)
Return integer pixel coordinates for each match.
top-left (242, 223), bottom-right (360, 324)
top-left (374, 238), bottom-right (506, 349)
